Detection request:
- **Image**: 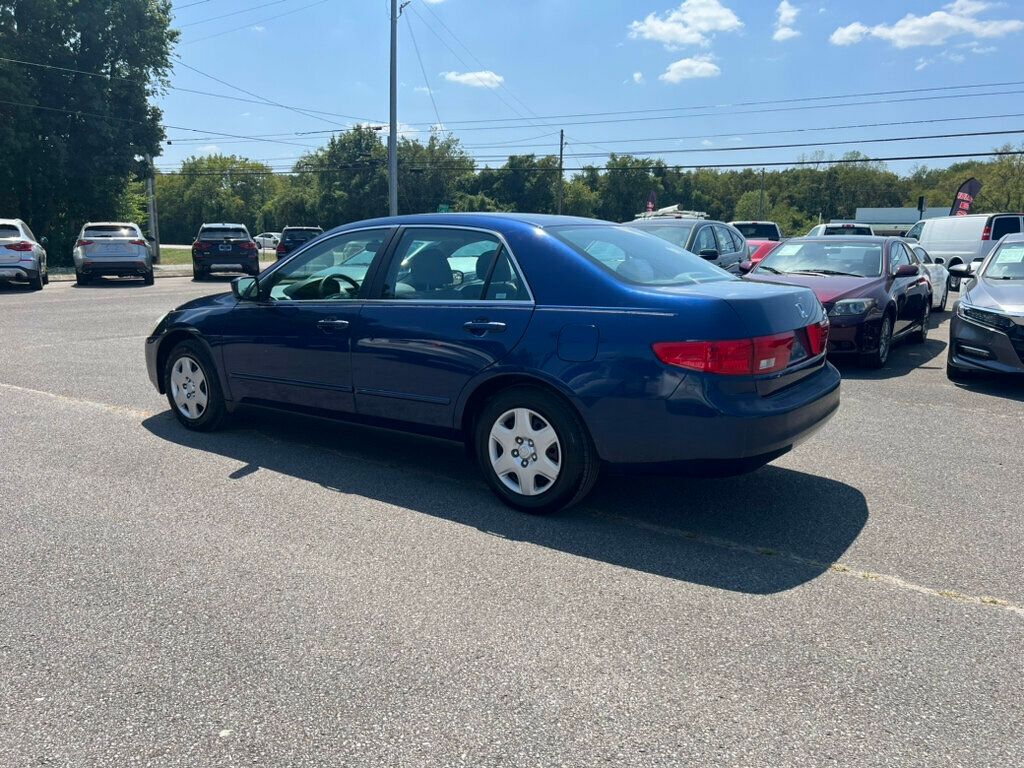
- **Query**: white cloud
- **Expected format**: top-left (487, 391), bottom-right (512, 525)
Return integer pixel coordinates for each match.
top-left (632, 71), bottom-right (645, 84)
top-left (441, 70), bottom-right (504, 88)
top-left (197, 144), bottom-right (221, 155)
top-left (423, 0), bottom-right (445, 3)
top-left (773, 0), bottom-right (801, 40)
top-left (251, 25), bottom-right (265, 32)
top-left (414, 86), bottom-right (432, 94)
top-left (629, 0), bottom-right (742, 48)
top-left (659, 55), bottom-right (721, 83)
top-left (830, 0), bottom-right (1024, 48)
top-left (701, 139), bottom-right (714, 146)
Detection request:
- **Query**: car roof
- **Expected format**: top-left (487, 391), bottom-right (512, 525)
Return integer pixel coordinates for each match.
top-left (629, 217), bottom-right (710, 225)
top-left (999, 232), bottom-right (1024, 243)
top-left (83, 221), bottom-right (139, 227)
top-left (788, 236), bottom-right (891, 244)
top-left (335, 212), bottom-right (613, 231)
top-left (730, 220), bottom-right (777, 225)
top-left (0, 218), bottom-right (25, 227)
top-left (200, 222), bottom-right (247, 228)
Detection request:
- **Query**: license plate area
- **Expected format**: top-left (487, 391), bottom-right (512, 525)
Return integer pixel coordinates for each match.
top-left (219, 243), bottom-right (232, 252)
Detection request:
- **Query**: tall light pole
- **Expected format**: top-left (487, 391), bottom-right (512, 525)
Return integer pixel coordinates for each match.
top-left (388, 0), bottom-right (402, 216)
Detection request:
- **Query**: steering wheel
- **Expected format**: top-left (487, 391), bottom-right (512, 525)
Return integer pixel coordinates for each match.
top-left (317, 273), bottom-right (361, 299)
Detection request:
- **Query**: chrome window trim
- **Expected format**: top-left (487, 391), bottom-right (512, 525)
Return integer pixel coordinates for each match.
top-left (366, 223), bottom-right (536, 305)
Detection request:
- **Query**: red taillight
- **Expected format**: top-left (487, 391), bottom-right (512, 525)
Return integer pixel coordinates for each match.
top-left (129, 239), bottom-right (147, 246)
top-left (805, 320), bottom-right (829, 356)
top-left (76, 239), bottom-right (94, 247)
top-left (239, 240), bottom-right (257, 251)
top-left (4, 241), bottom-right (34, 252)
top-left (193, 241), bottom-right (210, 251)
top-left (276, 243), bottom-right (286, 254)
top-left (981, 225), bottom-right (991, 240)
top-left (654, 325), bottom-right (828, 376)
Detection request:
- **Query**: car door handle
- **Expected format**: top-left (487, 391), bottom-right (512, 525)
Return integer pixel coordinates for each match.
top-left (463, 320), bottom-right (507, 334)
top-left (317, 318), bottom-right (350, 331)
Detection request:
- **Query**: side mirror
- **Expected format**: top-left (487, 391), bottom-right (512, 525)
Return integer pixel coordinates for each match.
top-left (40, 236), bottom-right (48, 246)
top-left (231, 276), bottom-right (259, 301)
top-left (698, 248), bottom-right (719, 260)
top-left (739, 259), bottom-right (754, 274)
top-left (948, 263), bottom-right (973, 278)
top-left (894, 264), bottom-right (919, 277)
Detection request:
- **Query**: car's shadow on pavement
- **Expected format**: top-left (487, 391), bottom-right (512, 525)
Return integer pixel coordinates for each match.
top-left (71, 278), bottom-right (149, 288)
top-left (948, 374), bottom-right (1024, 402)
top-left (142, 408), bottom-right (868, 596)
top-left (832, 314), bottom-right (949, 380)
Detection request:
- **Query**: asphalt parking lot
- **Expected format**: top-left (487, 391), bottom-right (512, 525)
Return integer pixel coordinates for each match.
top-left (1, 277), bottom-right (1022, 767)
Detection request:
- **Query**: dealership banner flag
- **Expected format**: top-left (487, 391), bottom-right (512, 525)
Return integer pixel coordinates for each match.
top-left (949, 177), bottom-right (982, 216)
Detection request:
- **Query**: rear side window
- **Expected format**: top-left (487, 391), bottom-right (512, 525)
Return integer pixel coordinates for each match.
top-left (991, 216), bottom-right (1022, 240)
top-left (0, 224), bottom-right (20, 238)
top-left (200, 227), bottom-right (249, 240)
top-left (553, 225), bottom-right (733, 286)
top-left (84, 225), bottom-right (140, 238)
top-left (626, 223), bottom-right (694, 249)
top-left (913, 247), bottom-right (933, 264)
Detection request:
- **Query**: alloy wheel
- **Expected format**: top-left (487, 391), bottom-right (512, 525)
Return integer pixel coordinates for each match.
top-left (169, 355), bottom-right (209, 420)
top-left (488, 408), bottom-right (562, 497)
top-left (878, 317), bottom-right (892, 364)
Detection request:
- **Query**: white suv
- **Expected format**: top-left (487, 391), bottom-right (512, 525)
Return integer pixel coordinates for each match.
top-left (0, 218), bottom-right (48, 291)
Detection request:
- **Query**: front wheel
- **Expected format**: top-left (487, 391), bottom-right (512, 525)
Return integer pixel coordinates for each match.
top-left (862, 315), bottom-right (893, 369)
top-left (163, 340), bottom-right (228, 431)
top-left (474, 387), bottom-right (599, 514)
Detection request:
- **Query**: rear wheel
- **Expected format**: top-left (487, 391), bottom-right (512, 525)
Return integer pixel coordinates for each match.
top-left (42, 269), bottom-right (49, 285)
top-left (163, 340), bottom-right (228, 431)
top-left (143, 270), bottom-right (155, 286)
top-left (75, 270), bottom-right (90, 286)
top-left (936, 283), bottom-right (948, 312)
top-left (948, 267), bottom-right (962, 292)
top-left (28, 270), bottom-right (44, 291)
top-left (474, 386), bottom-right (599, 514)
top-left (862, 315), bottom-right (893, 369)
top-left (192, 261), bottom-right (207, 281)
top-left (911, 301), bottom-right (930, 343)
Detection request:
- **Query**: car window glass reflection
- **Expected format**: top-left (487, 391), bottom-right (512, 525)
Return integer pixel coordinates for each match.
top-left (266, 232), bottom-right (386, 301)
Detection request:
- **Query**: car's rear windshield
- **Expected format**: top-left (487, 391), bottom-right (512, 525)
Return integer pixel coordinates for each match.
top-left (625, 222), bottom-right (695, 249)
top-left (757, 241), bottom-right (883, 277)
top-left (553, 225), bottom-right (734, 286)
top-left (200, 227), bottom-right (249, 240)
top-left (733, 223), bottom-right (779, 239)
top-left (84, 225), bottom-right (139, 238)
top-left (284, 228), bottom-right (322, 241)
top-left (824, 226), bottom-right (872, 236)
top-left (984, 243), bottom-right (1024, 280)
top-left (0, 224), bottom-right (20, 238)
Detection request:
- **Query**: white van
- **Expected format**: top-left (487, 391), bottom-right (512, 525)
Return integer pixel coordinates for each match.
top-left (904, 213), bottom-right (1024, 288)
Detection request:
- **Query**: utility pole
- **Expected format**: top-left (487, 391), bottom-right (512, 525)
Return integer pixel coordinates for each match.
top-left (557, 129), bottom-right (565, 215)
top-left (758, 167), bottom-right (765, 219)
top-left (388, 0), bottom-right (402, 216)
top-left (144, 154), bottom-right (161, 264)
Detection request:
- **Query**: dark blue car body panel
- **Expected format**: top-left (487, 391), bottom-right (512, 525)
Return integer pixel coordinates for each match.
top-left (147, 213), bottom-right (840, 467)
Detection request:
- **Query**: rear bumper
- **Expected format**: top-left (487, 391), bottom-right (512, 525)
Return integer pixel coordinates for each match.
top-left (195, 255), bottom-right (259, 272)
top-left (0, 266), bottom-right (34, 281)
top-left (585, 362), bottom-right (841, 465)
top-left (948, 313), bottom-right (1024, 374)
top-left (77, 259), bottom-right (151, 276)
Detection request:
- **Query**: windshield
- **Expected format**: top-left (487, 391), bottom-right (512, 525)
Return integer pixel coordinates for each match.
top-left (734, 223), bottom-right (778, 239)
top-left (757, 241), bottom-right (883, 277)
top-left (823, 225), bottom-right (872, 236)
top-left (983, 243), bottom-right (1024, 280)
top-left (84, 225), bottom-right (140, 238)
top-left (200, 227), bottom-right (248, 240)
top-left (625, 222), bottom-right (695, 249)
top-left (553, 225), bottom-right (734, 286)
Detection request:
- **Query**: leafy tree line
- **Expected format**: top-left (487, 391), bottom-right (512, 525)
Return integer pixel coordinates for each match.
top-left (0, 0), bottom-right (176, 265)
top-left (157, 129), bottom-right (1024, 244)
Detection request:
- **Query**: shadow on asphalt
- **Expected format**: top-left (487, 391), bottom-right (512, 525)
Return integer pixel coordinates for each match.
top-left (948, 373), bottom-right (1024, 402)
top-left (142, 407), bottom-right (868, 595)
top-left (71, 277), bottom-right (150, 288)
top-left (832, 313), bottom-right (949, 380)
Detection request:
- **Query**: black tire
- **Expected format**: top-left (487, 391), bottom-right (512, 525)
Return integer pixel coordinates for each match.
top-left (143, 270), bottom-right (155, 286)
top-left (936, 283), bottom-right (948, 312)
top-left (28, 270), bottom-right (44, 291)
top-left (911, 300), bottom-right (930, 344)
top-left (861, 314), bottom-right (893, 369)
top-left (75, 270), bottom-right (89, 286)
top-left (474, 386), bottom-right (599, 514)
top-left (42, 270), bottom-right (49, 285)
top-left (163, 339), bottom-right (229, 432)
top-left (948, 269), bottom-right (961, 292)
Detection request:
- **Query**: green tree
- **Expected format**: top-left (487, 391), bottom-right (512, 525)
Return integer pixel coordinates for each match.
top-left (0, 0), bottom-right (177, 264)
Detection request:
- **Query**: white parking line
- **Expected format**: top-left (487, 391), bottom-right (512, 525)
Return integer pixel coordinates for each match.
top-left (2, 379), bottom-right (1021, 618)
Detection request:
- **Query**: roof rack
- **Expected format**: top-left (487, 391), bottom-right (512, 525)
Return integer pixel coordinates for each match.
top-left (634, 204), bottom-right (709, 220)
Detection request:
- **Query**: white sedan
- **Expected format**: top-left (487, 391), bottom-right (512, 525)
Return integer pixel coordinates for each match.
top-left (911, 244), bottom-right (950, 311)
top-left (254, 232), bottom-right (281, 249)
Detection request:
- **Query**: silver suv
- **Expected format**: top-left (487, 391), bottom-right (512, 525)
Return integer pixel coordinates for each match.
top-left (0, 218), bottom-right (48, 291)
top-left (74, 222), bottom-right (154, 285)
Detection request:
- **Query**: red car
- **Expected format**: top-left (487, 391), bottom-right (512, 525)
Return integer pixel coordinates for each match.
top-left (747, 239), bottom-right (784, 264)
top-left (741, 237), bottom-right (932, 368)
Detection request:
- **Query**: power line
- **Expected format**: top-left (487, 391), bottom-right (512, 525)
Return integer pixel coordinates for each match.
top-left (174, 0), bottom-right (214, 9)
top-left (150, 149), bottom-right (1024, 176)
top-left (405, 12), bottom-right (443, 131)
top-left (177, 0), bottom-right (296, 28)
top-left (180, 0), bottom-right (332, 45)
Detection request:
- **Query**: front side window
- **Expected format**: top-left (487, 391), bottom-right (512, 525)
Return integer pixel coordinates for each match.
top-left (264, 229), bottom-right (389, 301)
top-left (905, 221), bottom-right (924, 240)
top-left (713, 224), bottom-right (737, 253)
top-left (983, 243), bottom-right (1024, 279)
top-left (757, 241), bottom-right (883, 278)
top-left (381, 228), bottom-right (527, 301)
top-left (552, 225), bottom-right (734, 286)
top-left (693, 226), bottom-right (718, 254)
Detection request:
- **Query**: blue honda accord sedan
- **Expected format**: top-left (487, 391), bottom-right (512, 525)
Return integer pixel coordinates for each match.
top-left (145, 213), bottom-right (840, 513)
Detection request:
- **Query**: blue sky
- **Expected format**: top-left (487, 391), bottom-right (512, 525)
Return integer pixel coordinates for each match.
top-left (158, 0), bottom-right (1024, 175)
